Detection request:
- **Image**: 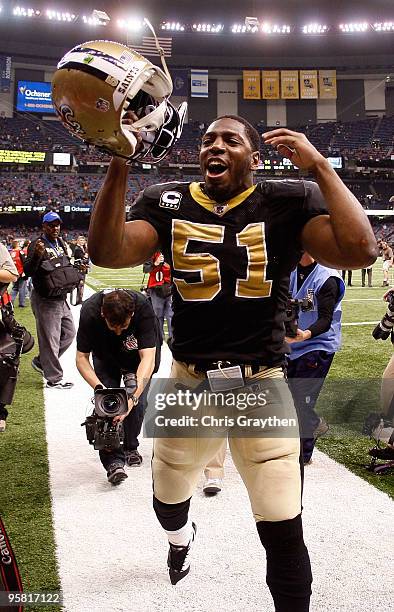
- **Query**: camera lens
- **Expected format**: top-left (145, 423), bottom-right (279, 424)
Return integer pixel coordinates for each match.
top-left (102, 394), bottom-right (120, 414)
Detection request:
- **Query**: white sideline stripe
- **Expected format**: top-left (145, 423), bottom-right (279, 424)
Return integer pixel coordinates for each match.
top-left (343, 298), bottom-right (383, 302)
top-left (45, 288), bottom-right (393, 612)
top-left (343, 321), bottom-right (379, 326)
top-left (86, 280), bottom-right (381, 327)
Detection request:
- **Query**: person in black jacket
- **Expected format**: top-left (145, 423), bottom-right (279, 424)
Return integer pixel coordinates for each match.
top-left (71, 235), bottom-right (89, 305)
top-left (76, 289), bottom-right (161, 484)
top-left (24, 212), bottom-right (75, 389)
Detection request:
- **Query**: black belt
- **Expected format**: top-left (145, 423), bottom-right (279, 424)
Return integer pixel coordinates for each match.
top-left (189, 360), bottom-right (266, 377)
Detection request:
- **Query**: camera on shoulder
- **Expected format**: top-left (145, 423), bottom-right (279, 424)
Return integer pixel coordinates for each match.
top-left (284, 290), bottom-right (314, 338)
top-left (372, 290), bottom-right (394, 341)
top-left (73, 258), bottom-right (89, 275)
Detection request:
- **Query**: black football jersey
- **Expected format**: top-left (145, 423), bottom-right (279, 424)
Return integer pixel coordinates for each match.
top-left (129, 179), bottom-right (327, 365)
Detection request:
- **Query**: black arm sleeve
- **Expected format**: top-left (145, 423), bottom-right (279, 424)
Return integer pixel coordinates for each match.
top-left (307, 277), bottom-right (340, 337)
top-left (23, 239), bottom-right (43, 277)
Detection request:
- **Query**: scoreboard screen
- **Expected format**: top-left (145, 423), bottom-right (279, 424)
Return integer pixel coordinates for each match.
top-left (327, 156), bottom-right (343, 169)
top-left (258, 158), bottom-right (295, 171)
top-left (258, 157), bottom-right (343, 171)
top-left (0, 150), bottom-right (46, 164)
top-left (0, 151), bottom-right (73, 165)
top-left (53, 152), bottom-right (71, 166)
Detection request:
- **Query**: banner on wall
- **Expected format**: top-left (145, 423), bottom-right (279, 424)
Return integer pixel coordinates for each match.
top-left (300, 70), bottom-right (318, 99)
top-left (243, 70), bottom-right (261, 99)
top-left (171, 69), bottom-right (188, 97)
top-left (281, 70), bottom-right (299, 99)
top-left (262, 71), bottom-right (280, 99)
top-left (319, 70), bottom-right (337, 98)
top-left (191, 69), bottom-right (208, 98)
top-left (16, 81), bottom-right (55, 113)
top-left (0, 56), bottom-right (11, 92)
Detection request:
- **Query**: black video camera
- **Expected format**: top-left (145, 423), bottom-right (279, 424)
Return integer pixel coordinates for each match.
top-left (82, 372), bottom-right (137, 451)
top-left (69, 258), bottom-right (89, 306)
top-left (284, 290), bottom-right (314, 338)
top-left (0, 287), bottom-right (34, 406)
top-left (362, 411), bottom-right (394, 475)
top-left (73, 258), bottom-right (89, 275)
top-left (372, 290), bottom-right (394, 341)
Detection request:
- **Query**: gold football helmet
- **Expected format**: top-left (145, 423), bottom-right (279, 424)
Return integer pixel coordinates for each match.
top-left (51, 39), bottom-right (187, 162)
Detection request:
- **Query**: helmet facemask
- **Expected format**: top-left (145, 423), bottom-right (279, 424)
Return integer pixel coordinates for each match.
top-left (124, 93), bottom-right (187, 162)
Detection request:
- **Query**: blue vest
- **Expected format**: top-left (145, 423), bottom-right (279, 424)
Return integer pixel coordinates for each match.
top-left (288, 264), bottom-right (345, 360)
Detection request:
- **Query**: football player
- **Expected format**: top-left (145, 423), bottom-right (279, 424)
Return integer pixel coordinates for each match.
top-left (88, 115), bottom-right (377, 611)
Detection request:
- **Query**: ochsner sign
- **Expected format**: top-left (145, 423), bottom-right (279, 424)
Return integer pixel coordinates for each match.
top-left (16, 80), bottom-right (55, 113)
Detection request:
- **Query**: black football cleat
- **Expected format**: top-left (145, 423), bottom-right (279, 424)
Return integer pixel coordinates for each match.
top-left (368, 446), bottom-right (394, 460)
top-left (107, 464), bottom-right (128, 485)
top-left (167, 522), bottom-right (197, 585)
top-left (125, 449), bottom-right (143, 467)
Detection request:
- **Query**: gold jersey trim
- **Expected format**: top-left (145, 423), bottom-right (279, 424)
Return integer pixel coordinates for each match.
top-left (251, 366), bottom-right (284, 379)
top-left (189, 182), bottom-right (257, 215)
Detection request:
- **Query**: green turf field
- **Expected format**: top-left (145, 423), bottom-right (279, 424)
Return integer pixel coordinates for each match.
top-left (86, 263), bottom-right (145, 292)
top-left (0, 306), bottom-right (61, 612)
top-left (0, 259), bottom-right (393, 606)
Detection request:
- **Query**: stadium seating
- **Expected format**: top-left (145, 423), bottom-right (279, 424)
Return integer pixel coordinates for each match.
top-left (0, 171), bottom-right (202, 209)
top-left (0, 114), bottom-right (392, 216)
top-left (1, 114), bottom-right (392, 166)
top-left (0, 172), bottom-right (392, 211)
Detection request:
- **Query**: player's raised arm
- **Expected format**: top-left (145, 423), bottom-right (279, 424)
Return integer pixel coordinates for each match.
top-left (88, 157), bottom-right (159, 269)
top-left (263, 128), bottom-right (378, 269)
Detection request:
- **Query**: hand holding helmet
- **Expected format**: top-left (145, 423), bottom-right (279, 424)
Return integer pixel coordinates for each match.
top-left (51, 23), bottom-right (187, 164)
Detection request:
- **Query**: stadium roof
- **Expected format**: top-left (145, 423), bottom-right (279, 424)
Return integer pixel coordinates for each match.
top-left (0, 0), bottom-right (393, 70)
top-left (13, 0), bottom-right (394, 23)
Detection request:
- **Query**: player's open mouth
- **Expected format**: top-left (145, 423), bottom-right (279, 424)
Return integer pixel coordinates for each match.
top-left (206, 160), bottom-right (228, 179)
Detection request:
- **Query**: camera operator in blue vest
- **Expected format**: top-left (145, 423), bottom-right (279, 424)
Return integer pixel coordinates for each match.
top-left (286, 252), bottom-right (345, 464)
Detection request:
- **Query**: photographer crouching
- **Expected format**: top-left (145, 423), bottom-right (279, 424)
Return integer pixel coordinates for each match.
top-left (76, 289), bottom-right (161, 485)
